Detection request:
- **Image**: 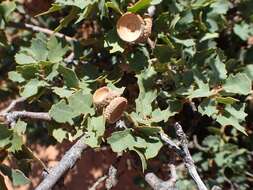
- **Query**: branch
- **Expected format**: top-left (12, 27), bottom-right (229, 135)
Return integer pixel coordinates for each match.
top-left (8, 22), bottom-right (77, 42)
top-left (89, 175), bottom-right (107, 190)
top-left (89, 165), bottom-right (118, 190)
top-left (145, 163), bottom-right (177, 190)
top-left (105, 165), bottom-right (118, 190)
top-left (173, 122), bottom-right (208, 190)
top-left (0, 97), bottom-right (26, 114)
top-left (2, 111), bottom-right (51, 125)
top-left (35, 136), bottom-right (88, 190)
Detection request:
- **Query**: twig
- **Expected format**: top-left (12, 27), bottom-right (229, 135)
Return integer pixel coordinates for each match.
top-left (35, 136), bottom-right (88, 190)
top-left (193, 135), bottom-right (208, 152)
top-left (159, 132), bottom-right (184, 158)
top-left (89, 165), bottom-right (118, 190)
top-left (89, 175), bottom-right (107, 190)
top-left (147, 38), bottom-right (156, 49)
top-left (173, 122), bottom-right (208, 190)
top-left (105, 165), bottom-right (118, 190)
top-left (2, 111), bottom-right (51, 125)
top-left (145, 172), bottom-right (177, 190)
top-left (0, 97), bottom-right (26, 114)
top-left (8, 22), bottom-right (77, 42)
top-left (211, 186), bottom-right (221, 190)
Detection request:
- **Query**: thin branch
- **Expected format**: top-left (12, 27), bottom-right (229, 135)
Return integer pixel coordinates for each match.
top-left (145, 172), bottom-right (177, 190)
top-left (89, 175), bottom-right (107, 190)
top-left (35, 136), bottom-right (88, 190)
top-left (159, 132), bottom-right (184, 158)
top-left (89, 165), bottom-right (118, 190)
top-left (193, 135), bottom-right (208, 152)
top-left (147, 37), bottom-right (156, 49)
top-left (0, 97), bottom-right (26, 114)
top-left (8, 22), bottom-right (77, 42)
top-left (173, 122), bottom-right (208, 190)
top-left (105, 165), bottom-right (118, 190)
top-left (2, 111), bottom-right (51, 125)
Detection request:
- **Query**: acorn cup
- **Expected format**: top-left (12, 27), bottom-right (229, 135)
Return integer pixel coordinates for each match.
top-left (103, 97), bottom-right (128, 124)
top-left (116, 12), bottom-right (152, 43)
top-left (92, 87), bottom-right (127, 123)
top-left (92, 87), bottom-right (120, 111)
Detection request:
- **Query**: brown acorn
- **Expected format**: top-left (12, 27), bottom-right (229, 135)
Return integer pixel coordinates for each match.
top-left (103, 97), bottom-right (128, 124)
top-left (92, 87), bottom-right (120, 111)
top-left (138, 14), bottom-right (152, 42)
top-left (116, 12), bottom-right (152, 43)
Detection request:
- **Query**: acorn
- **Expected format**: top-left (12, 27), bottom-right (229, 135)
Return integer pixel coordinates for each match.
top-left (116, 12), bottom-right (152, 43)
top-left (103, 97), bottom-right (128, 124)
top-left (138, 14), bottom-right (152, 42)
top-left (92, 87), bottom-right (120, 111)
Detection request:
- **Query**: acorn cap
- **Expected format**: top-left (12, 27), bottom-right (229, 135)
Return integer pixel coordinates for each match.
top-left (93, 86), bottom-right (110, 106)
top-left (93, 87), bottom-right (121, 111)
top-left (116, 12), bottom-right (145, 43)
top-left (104, 97), bottom-right (128, 124)
top-left (136, 14), bottom-right (153, 43)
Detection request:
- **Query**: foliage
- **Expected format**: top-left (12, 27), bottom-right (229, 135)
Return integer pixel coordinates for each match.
top-left (0, 0), bottom-right (253, 189)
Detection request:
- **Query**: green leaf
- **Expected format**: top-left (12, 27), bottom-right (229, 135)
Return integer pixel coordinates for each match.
top-left (36, 3), bottom-right (63, 17)
top-left (0, 164), bottom-right (30, 186)
top-left (243, 64), bottom-right (253, 80)
top-left (0, 1), bottom-right (16, 24)
top-left (172, 37), bottom-right (196, 47)
top-left (84, 116), bottom-right (105, 147)
top-left (20, 79), bottom-right (48, 98)
top-left (47, 36), bottom-right (69, 63)
top-left (198, 98), bottom-right (218, 117)
top-left (104, 29), bottom-right (124, 53)
top-left (151, 106), bottom-right (178, 123)
top-left (216, 97), bottom-right (239, 104)
top-left (58, 65), bottom-right (79, 88)
top-left (188, 83), bottom-right (214, 99)
top-left (68, 91), bottom-right (94, 115)
top-left (127, 0), bottom-right (151, 13)
top-left (200, 33), bottom-right (219, 42)
top-left (53, 128), bottom-right (67, 143)
top-left (49, 100), bottom-right (76, 125)
top-left (56, 0), bottom-right (97, 9)
top-left (105, 2), bottom-right (122, 14)
top-left (52, 87), bottom-right (74, 98)
top-left (15, 53), bottom-right (37, 65)
top-left (83, 131), bottom-right (100, 148)
top-left (54, 7), bottom-right (79, 32)
top-left (7, 133), bottom-right (23, 153)
top-left (135, 66), bottom-right (157, 116)
top-left (30, 35), bottom-right (48, 61)
top-left (0, 125), bottom-right (23, 153)
top-left (126, 47), bottom-right (149, 72)
top-left (153, 45), bottom-right (174, 64)
top-left (210, 0), bottom-right (230, 14)
top-left (143, 136), bottom-right (163, 159)
top-left (136, 90), bottom-right (157, 116)
top-left (13, 120), bottom-right (27, 135)
top-left (233, 22), bottom-right (253, 41)
top-left (135, 126), bottom-right (161, 136)
top-left (131, 148), bottom-right (147, 171)
top-left (209, 55), bottom-right (227, 81)
top-left (224, 104), bottom-right (247, 121)
top-left (87, 116), bottom-right (105, 137)
top-left (216, 114), bottom-right (247, 135)
top-left (8, 71), bottom-right (25, 83)
top-left (191, 0), bottom-right (218, 9)
top-left (107, 129), bottom-right (135, 153)
top-left (223, 73), bottom-right (251, 95)
top-left (0, 125), bottom-right (12, 148)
